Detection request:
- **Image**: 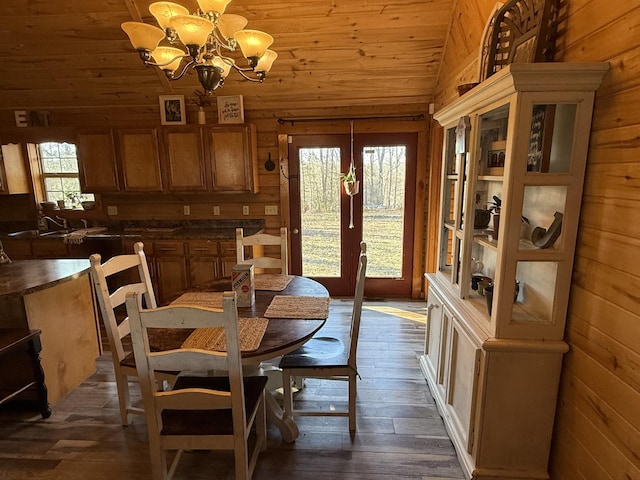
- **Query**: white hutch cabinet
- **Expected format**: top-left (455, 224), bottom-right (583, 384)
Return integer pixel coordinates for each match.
top-left (421, 63), bottom-right (608, 480)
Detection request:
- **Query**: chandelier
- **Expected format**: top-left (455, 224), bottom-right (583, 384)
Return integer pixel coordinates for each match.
top-left (122, 0), bottom-right (277, 94)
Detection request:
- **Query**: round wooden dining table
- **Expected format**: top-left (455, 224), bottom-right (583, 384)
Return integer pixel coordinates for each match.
top-left (150, 275), bottom-right (329, 442)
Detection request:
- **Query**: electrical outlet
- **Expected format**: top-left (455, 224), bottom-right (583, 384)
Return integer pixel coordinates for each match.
top-left (242, 205), bottom-right (250, 215)
top-left (107, 205), bottom-right (118, 216)
top-left (265, 205), bottom-right (278, 215)
top-left (183, 205), bottom-right (190, 215)
top-left (213, 206), bottom-right (220, 216)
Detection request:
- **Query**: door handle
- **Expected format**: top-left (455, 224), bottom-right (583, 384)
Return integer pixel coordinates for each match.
top-left (292, 228), bottom-right (299, 234)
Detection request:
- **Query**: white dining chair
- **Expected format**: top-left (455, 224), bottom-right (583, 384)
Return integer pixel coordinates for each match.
top-left (279, 242), bottom-right (367, 434)
top-left (89, 241), bottom-right (174, 425)
top-left (236, 227), bottom-right (288, 274)
top-left (125, 291), bottom-right (268, 480)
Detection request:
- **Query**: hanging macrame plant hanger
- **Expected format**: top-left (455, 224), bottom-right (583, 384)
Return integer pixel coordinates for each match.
top-left (342, 120), bottom-right (359, 228)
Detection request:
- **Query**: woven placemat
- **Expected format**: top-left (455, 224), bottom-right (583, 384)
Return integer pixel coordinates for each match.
top-left (180, 317), bottom-right (268, 352)
top-left (254, 274), bottom-right (294, 291)
top-left (264, 295), bottom-right (330, 319)
top-left (171, 292), bottom-right (224, 309)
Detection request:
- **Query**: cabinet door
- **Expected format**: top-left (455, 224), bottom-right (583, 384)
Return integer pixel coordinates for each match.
top-left (162, 127), bottom-right (207, 191)
top-left (206, 125), bottom-right (258, 193)
top-left (189, 239), bottom-right (221, 287)
top-left (1, 239), bottom-right (32, 259)
top-left (446, 320), bottom-right (481, 454)
top-left (0, 144), bottom-right (30, 195)
top-left (31, 239), bottom-right (69, 259)
top-left (155, 256), bottom-right (188, 305)
top-left (76, 130), bottom-right (119, 192)
top-left (118, 129), bottom-right (163, 192)
top-left (218, 240), bottom-right (237, 278)
top-left (154, 240), bottom-right (187, 304)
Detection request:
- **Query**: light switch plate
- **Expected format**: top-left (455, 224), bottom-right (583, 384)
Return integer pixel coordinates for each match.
top-left (265, 205), bottom-right (278, 215)
top-left (183, 205), bottom-right (190, 215)
top-left (243, 205), bottom-right (250, 215)
top-left (213, 206), bottom-right (220, 216)
top-left (107, 205), bottom-right (118, 216)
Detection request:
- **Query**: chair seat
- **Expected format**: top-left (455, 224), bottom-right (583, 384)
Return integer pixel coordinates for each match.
top-left (161, 376), bottom-right (268, 436)
top-left (279, 336), bottom-right (349, 369)
top-left (120, 351), bottom-right (136, 369)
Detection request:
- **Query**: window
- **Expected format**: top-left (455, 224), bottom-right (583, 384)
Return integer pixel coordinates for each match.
top-left (39, 142), bottom-right (93, 208)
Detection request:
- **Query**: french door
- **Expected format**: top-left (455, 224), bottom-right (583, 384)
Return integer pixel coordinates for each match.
top-left (288, 132), bottom-right (417, 296)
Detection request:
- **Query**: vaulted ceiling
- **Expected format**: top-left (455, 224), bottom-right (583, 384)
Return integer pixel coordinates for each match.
top-left (0, 0), bottom-right (454, 114)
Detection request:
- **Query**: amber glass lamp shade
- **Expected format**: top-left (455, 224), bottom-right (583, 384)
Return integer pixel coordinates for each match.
top-left (217, 14), bottom-right (248, 40)
top-left (151, 46), bottom-right (185, 72)
top-left (121, 22), bottom-right (165, 51)
top-left (255, 49), bottom-right (277, 73)
top-left (196, 0), bottom-right (232, 16)
top-left (234, 30), bottom-right (274, 65)
top-left (212, 56), bottom-right (234, 77)
top-left (170, 15), bottom-right (214, 47)
top-left (149, 2), bottom-right (190, 29)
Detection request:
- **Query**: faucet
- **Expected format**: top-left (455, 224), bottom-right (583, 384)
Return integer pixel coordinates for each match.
top-left (81, 219), bottom-right (89, 229)
top-left (38, 214), bottom-right (68, 231)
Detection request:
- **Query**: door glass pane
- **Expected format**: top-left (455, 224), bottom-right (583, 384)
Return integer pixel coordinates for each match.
top-left (362, 145), bottom-right (406, 278)
top-left (299, 147), bottom-right (341, 277)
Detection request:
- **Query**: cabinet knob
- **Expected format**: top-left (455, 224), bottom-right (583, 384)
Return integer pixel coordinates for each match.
top-left (292, 228), bottom-right (299, 235)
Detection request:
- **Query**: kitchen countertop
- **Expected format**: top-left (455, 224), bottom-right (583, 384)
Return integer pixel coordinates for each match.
top-left (0, 259), bottom-right (90, 297)
top-left (1, 225), bottom-right (264, 242)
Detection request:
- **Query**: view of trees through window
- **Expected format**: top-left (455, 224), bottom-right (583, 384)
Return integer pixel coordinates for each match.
top-left (299, 145), bottom-right (406, 278)
top-left (39, 142), bottom-right (93, 208)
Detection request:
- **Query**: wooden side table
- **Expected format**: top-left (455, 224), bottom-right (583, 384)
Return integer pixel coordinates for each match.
top-left (0, 329), bottom-right (51, 418)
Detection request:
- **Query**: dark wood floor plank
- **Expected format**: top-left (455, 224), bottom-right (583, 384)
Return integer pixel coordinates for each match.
top-left (0, 298), bottom-right (466, 480)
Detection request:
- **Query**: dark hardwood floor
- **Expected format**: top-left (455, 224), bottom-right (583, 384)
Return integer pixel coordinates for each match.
top-left (0, 298), bottom-right (465, 480)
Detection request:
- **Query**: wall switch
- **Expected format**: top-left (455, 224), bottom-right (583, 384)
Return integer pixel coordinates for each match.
top-left (265, 205), bottom-right (278, 215)
top-left (243, 205), bottom-right (250, 215)
top-left (107, 205), bottom-right (118, 216)
top-left (213, 206), bottom-right (220, 216)
top-left (183, 205), bottom-right (190, 215)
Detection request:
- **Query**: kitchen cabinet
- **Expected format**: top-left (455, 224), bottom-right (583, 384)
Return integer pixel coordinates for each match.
top-left (1, 238), bottom-right (32, 260)
top-left (205, 125), bottom-right (259, 193)
top-left (0, 144), bottom-right (30, 195)
top-left (162, 127), bottom-right (207, 192)
top-left (31, 239), bottom-right (69, 259)
top-left (423, 63), bottom-right (608, 480)
top-left (118, 128), bottom-right (163, 192)
top-left (189, 240), bottom-right (221, 288)
top-left (124, 238), bottom-right (230, 305)
top-left (76, 130), bottom-right (120, 192)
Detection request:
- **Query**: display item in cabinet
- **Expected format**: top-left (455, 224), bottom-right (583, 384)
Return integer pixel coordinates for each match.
top-left (483, 280), bottom-right (520, 315)
top-left (531, 211), bottom-right (563, 249)
top-left (471, 275), bottom-right (492, 295)
top-left (474, 208), bottom-right (491, 229)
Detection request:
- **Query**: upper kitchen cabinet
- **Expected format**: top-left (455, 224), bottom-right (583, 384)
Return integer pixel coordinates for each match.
top-left (76, 130), bottom-right (120, 192)
top-left (162, 126), bottom-right (207, 192)
top-left (423, 63), bottom-right (609, 480)
top-left (205, 125), bottom-right (258, 193)
top-left (118, 128), bottom-right (163, 192)
top-left (0, 144), bottom-right (30, 195)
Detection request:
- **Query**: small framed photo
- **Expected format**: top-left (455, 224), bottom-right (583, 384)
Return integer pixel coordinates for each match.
top-left (217, 95), bottom-right (244, 124)
top-left (159, 95), bottom-right (186, 125)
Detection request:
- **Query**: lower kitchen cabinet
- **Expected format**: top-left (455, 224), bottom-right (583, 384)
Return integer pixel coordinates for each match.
top-left (124, 238), bottom-right (233, 305)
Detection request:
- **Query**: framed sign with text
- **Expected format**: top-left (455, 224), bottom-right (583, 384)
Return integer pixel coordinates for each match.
top-left (217, 95), bottom-right (244, 124)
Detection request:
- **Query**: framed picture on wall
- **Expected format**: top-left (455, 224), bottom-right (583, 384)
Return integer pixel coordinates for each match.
top-left (217, 95), bottom-right (245, 124)
top-left (159, 95), bottom-right (186, 125)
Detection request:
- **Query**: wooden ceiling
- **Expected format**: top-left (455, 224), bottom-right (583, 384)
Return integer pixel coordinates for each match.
top-left (0, 0), bottom-right (454, 115)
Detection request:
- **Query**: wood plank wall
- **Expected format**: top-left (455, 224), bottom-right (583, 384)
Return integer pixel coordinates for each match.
top-left (434, 0), bottom-right (640, 478)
